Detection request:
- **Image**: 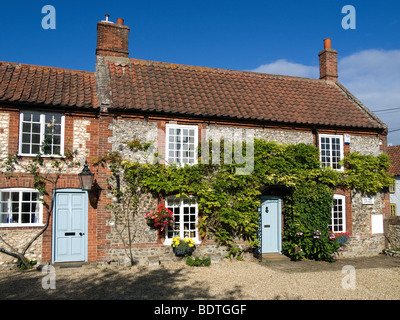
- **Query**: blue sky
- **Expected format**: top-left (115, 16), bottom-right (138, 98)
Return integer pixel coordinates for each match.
top-left (1, 1), bottom-right (400, 145)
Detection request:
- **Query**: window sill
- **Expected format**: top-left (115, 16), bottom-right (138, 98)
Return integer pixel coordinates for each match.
top-left (17, 154), bottom-right (65, 159)
top-left (163, 238), bottom-right (202, 246)
top-left (0, 223), bottom-right (45, 228)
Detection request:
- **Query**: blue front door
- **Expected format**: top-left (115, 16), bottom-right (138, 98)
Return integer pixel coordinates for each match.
top-left (261, 196), bottom-right (282, 253)
top-left (53, 190), bottom-right (88, 263)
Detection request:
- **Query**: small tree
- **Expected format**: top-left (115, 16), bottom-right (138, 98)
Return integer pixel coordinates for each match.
top-left (93, 139), bottom-right (154, 266)
top-left (0, 146), bottom-right (78, 269)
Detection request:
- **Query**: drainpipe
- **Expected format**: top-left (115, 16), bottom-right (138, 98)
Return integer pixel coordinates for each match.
top-left (312, 126), bottom-right (319, 148)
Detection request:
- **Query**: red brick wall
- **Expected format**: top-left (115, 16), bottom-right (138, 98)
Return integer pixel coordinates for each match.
top-left (96, 21), bottom-right (130, 58)
top-left (319, 48), bottom-right (338, 81)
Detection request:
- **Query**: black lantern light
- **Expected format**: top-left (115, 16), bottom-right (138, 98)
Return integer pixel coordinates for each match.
top-left (78, 161), bottom-right (94, 191)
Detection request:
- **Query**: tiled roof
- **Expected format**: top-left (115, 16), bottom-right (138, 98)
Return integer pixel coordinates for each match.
top-left (388, 145), bottom-right (400, 175)
top-left (0, 58), bottom-right (387, 131)
top-left (104, 58), bottom-right (386, 130)
top-left (0, 61), bottom-right (98, 108)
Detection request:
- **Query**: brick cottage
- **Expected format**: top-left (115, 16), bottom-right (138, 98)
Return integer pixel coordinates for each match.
top-left (0, 16), bottom-right (391, 266)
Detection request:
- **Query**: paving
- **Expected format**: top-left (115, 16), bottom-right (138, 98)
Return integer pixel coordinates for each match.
top-left (0, 254), bottom-right (399, 300)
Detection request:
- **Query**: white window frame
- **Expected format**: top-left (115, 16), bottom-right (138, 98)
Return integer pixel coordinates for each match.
top-left (19, 111), bottom-right (65, 157)
top-left (330, 194), bottom-right (346, 233)
top-left (165, 124), bottom-right (198, 166)
top-left (0, 188), bottom-right (44, 227)
top-left (319, 134), bottom-right (344, 170)
top-left (163, 196), bottom-right (200, 246)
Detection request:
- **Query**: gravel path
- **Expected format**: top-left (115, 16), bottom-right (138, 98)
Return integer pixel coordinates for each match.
top-left (0, 255), bottom-right (399, 300)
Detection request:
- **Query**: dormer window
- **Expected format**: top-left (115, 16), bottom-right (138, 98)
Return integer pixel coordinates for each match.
top-left (19, 111), bottom-right (65, 156)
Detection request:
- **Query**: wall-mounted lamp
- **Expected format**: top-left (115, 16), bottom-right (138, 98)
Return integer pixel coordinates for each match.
top-left (78, 161), bottom-right (95, 191)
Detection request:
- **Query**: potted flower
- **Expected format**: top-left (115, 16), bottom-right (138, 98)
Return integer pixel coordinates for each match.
top-left (144, 204), bottom-right (174, 231)
top-left (171, 237), bottom-right (196, 257)
top-left (333, 232), bottom-right (350, 247)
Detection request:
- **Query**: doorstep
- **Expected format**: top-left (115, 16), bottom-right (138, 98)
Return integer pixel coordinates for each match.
top-left (49, 262), bottom-right (91, 269)
top-left (261, 253), bottom-right (290, 261)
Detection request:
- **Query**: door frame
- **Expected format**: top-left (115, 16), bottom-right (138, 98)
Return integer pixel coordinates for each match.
top-left (260, 195), bottom-right (282, 254)
top-left (52, 188), bottom-right (88, 263)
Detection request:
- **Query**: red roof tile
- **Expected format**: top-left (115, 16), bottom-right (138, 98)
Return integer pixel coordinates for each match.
top-left (0, 61), bottom-right (98, 108)
top-left (388, 145), bottom-right (400, 175)
top-left (104, 58), bottom-right (386, 130)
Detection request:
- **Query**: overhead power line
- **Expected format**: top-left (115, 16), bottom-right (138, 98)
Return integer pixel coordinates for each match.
top-left (371, 107), bottom-right (400, 113)
top-left (388, 128), bottom-right (400, 133)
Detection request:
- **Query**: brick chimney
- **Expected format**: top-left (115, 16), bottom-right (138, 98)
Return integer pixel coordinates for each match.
top-left (96, 15), bottom-right (130, 57)
top-left (318, 38), bottom-right (338, 82)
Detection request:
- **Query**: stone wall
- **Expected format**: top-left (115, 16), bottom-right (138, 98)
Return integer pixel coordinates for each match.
top-left (384, 217), bottom-right (400, 250)
top-left (342, 234), bottom-right (385, 257)
top-left (0, 229), bottom-right (42, 266)
top-left (341, 191), bottom-right (387, 257)
top-left (206, 125), bottom-right (313, 145)
top-left (349, 135), bottom-right (382, 156)
top-left (108, 118), bottom-right (158, 163)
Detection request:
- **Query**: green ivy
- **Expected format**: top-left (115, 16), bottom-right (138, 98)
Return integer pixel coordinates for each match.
top-left (110, 139), bottom-right (393, 262)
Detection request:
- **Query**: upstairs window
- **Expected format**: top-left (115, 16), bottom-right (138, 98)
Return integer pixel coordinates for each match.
top-left (19, 111), bottom-right (65, 156)
top-left (165, 124), bottom-right (198, 165)
top-left (319, 134), bottom-right (344, 170)
top-left (0, 189), bottom-right (43, 226)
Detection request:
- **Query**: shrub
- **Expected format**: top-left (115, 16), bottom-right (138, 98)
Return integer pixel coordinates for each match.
top-left (186, 256), bottom-right (211, 267)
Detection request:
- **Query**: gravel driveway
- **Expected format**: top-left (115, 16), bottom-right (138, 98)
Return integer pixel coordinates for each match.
top-left (0, 255), bottom-right (399, 300)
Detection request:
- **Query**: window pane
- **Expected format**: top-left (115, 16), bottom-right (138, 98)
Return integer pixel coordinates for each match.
top-left (23, 113), bottom-right (32, 122)
top-left (11, 192), bottom-right (19, 202)
top-left (32, 134), bottom-right (40, 144)
top-left (22, 123), bottom-right (31, 133)
top-left (32, 113), bottom-right (40, 122)
top-left (21, 213), bottom-right (30, 224)
top-left (0, 214), bottom-right (7, 223)
top-left (32, 144), bottom-right (40, 154)
top-left (32, 123), bottom-right (40, 134)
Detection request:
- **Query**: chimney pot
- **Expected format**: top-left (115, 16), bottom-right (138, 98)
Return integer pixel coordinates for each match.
top-left (117, 18), bottom-right (124, 26)
top-left (324, 38), bottom-right (331, 49)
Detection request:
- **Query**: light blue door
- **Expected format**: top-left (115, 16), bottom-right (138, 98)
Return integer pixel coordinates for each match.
top-left (53, 190), bottom-right (87, 263)
top-left (261, 196), bottom-right (282, 253)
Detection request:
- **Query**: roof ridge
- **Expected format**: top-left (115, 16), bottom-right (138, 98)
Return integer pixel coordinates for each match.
top-left (0, 61), bottom-right (94, 75)
top-left (129, 58), bottom-right (323, 82)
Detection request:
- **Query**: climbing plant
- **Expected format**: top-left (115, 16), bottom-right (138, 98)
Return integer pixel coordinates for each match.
top-left (101, 139), bottom-right (393, 262)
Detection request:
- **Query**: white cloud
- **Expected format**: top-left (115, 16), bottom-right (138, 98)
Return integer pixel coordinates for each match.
top-left (250, 59), bottom-right (318, 78)
top-left (249, 49), bottom-right (400, 145)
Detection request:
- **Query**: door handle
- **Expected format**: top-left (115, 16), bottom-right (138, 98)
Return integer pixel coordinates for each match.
top-left (79, 232), bottom-right (85, 236)
top-left (265, 207), bottom-right (269, 213)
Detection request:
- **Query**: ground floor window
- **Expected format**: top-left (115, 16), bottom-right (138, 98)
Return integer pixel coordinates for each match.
top-left (330, 194), bottom-right (346, 232)
top-left (164, 196), bottom-right (199, 244)
top-left (0, 188), bottom-right (42, 226)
